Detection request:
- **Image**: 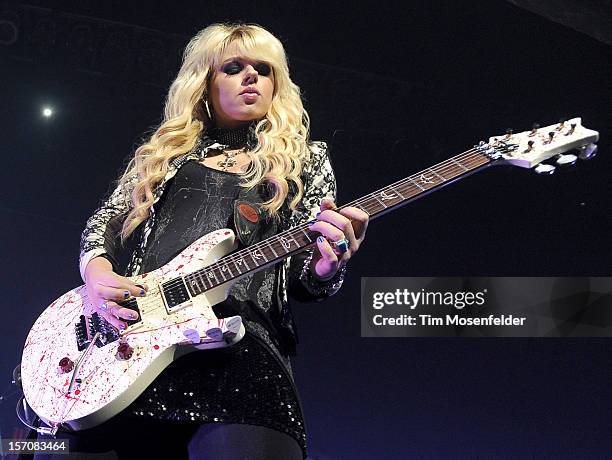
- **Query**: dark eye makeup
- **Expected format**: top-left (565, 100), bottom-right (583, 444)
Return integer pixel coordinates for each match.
top-left (222, 62), bottom-right (242, 74)
top-left (254, 63), bottom-right (272, 76)
top-left (222, 60), bottom-right (272, 77)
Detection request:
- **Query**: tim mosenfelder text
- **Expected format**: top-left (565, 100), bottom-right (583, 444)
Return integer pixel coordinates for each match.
top-left (370, 288), bottom-right (527, 327)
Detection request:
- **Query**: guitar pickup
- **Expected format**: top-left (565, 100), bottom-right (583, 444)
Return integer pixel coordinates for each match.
top-left (160, 278), bottom-right (192, 313)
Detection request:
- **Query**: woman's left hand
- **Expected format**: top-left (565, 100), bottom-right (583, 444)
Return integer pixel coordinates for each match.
top-left (307, 198), bottom-right (369, 280)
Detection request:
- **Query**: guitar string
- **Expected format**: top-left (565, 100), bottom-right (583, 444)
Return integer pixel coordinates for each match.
top-left (165, 148), bottom-right (491, 296)
top-left (164, 147), bottom-right (491, 294)
top-left (160, 146), bottom-right (492, 294)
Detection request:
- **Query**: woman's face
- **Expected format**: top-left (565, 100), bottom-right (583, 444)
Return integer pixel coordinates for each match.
top-left (208, 54), bottom-right (275, 128)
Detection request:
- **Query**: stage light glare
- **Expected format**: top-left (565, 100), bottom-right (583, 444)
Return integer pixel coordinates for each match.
top-left (42, 107), bottom-right (53, 118)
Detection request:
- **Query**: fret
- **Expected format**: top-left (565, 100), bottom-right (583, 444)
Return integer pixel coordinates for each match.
top-left (429, 168), bottom-right (445, 181)
top-left (287, 230), bottom-right (304, 248)
top-left (186, 274), bottom-right (200, 296)
top-left (300, 228), bottom-right (313, 243)
top-left (417, 172), bottom-right (437, 186)
top-left (372, 194), bottom-right (387, 209)
top-left (291, 233), bottom-right (300, 245)
top-left (409, 177), bottom-right (425, 191)
top-left (195, 270), bottom-right (208, 291)
top-left (217, 265), bottom-right (227, 282)
top-left (257, 246), bottom-right (269, 262)
top-left (251, 246), bottom-right (268, 264)
top-left (378, 188), bottom-right (402, 205)
top-left (354, 202), bottom-right (369, 214)
top-left (451, 157), bottom-right (469, 171)
top-left (232, 258), bottom-right (244, 275)
top-left (236, 255), bottom-right (250, 270)
top-left (206, 267), bottom-right (220, 286)
top-left (267, 241), bottom-right (278, 258)
top-left (288, 234), bottom-right (300, 247)
top-left (221, 263), bottom-right (234, 278)
top-left (278, 235), bottom-right (295, 252)
top-left (293, 227), bottom-right (311, 248)
top-left (389, 185), bottom-right (405, 200)
top-left (398, 181), bottom-right (420, 200)
top-left (192, 273), bottom-right (206, 292)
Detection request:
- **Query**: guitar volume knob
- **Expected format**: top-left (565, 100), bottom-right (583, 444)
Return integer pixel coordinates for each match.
top-left (116, 342), bottom-right (134, 360)
top-left (59, 357), bottom-right (74, 373)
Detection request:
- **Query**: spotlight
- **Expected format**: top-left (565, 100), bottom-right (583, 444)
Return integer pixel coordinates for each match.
top-left (42, 107), bottom-right (53, 118)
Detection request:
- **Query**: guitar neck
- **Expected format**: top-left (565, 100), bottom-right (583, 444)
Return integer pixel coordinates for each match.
top-left (176, 147), bottom-right (491, 297)
top-left (345, 147), bottom-right (491, 221)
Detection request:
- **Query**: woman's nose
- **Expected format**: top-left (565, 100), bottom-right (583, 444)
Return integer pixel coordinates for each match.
top-left (243, 65), bottom-right (258, 83)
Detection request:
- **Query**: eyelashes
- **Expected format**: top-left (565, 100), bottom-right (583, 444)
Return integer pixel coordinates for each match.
top-left (222, 61), bottom-right (272, 77)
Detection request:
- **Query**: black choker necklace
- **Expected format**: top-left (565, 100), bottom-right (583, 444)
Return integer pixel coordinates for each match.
top-left (206, 123), bottom-right (258, 150)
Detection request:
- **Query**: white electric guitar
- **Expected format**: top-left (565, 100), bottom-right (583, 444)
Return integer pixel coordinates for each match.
top-left (20, 117), bottom-right (599, 433)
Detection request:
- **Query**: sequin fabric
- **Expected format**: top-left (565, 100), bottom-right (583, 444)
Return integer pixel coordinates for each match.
top-left (127, 324), bottom-right (307, 457)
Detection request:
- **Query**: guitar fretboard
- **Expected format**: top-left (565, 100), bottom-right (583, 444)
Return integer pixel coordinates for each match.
top-left (164, 149), bottom-right (492, 300)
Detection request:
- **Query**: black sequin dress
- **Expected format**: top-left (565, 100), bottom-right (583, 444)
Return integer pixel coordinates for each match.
top-left (126, 160), bottom-right (307, 457)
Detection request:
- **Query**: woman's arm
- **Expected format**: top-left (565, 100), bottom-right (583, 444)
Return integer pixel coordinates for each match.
top-left (79, 173), bottom-right (138, 281)
top-left (287, 141), bottom-right (369, 302)
top-left (79, 172), bottom-right (145, 330)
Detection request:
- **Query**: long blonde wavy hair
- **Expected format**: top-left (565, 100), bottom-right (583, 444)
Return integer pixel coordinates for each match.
top-left (118, 23), bottom-right (311, 241)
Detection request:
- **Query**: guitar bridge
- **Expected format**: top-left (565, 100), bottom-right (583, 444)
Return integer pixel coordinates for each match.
top-left (74, 313), bottom-right (121, 350)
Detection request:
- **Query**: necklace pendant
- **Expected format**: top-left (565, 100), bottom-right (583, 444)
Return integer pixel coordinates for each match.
top-left (217, 156), bottom-right (237, 171)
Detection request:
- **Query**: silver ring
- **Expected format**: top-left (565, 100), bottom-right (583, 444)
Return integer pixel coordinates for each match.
top-left (100, 302), bottom-right (109, 311)
top-left (331, 238), bottom-right (350, 254)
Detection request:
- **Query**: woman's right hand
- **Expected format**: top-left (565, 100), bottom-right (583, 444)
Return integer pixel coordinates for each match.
top-left (84, 256), bottom-right (145, 330)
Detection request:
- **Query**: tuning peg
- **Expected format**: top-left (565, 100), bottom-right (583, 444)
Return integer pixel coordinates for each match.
top-left (577, 143), bottom-right (598, 160)
top-left (556, 118), bottom-right (566, 131)
top-left (534, 164), bottom-right (555, 175)
top-left (555, 153), bottom-right (578, 166)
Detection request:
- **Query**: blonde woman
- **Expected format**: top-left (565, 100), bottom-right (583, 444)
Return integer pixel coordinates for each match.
top-left (52, 23), bottom-right (369, 459)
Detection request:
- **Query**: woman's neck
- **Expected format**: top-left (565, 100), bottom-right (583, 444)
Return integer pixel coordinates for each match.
top-left (206, 121), bottom-right (258, 150)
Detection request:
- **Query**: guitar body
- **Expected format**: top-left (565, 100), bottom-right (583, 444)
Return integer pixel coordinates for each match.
top-left (21, 228), bottom-right (246, 431)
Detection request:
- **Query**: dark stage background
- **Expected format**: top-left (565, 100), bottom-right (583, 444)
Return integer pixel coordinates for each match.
top-left (1, 1), bottom-right (610, 458)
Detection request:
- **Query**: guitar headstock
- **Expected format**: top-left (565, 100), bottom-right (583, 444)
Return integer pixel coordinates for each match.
top-left (476, 117), bottom-right (599, 171)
